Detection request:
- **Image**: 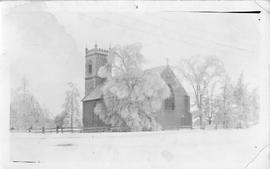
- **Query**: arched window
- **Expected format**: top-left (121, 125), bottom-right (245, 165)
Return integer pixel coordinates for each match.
top-left (165, 84), bottom-right (175, 110)
top-left (88, 62), bottom-right (92, 74)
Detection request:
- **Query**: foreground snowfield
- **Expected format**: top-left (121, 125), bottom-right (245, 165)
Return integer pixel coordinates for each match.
top-left (6, 126), bottom-right (269, 169)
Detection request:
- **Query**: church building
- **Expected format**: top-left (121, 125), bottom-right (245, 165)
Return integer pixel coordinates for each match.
top-left (82, 44), bottom-right (192, 131)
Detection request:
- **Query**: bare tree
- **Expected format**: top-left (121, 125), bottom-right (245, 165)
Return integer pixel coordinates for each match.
top-left (61, 82), bottom-right (81, 129)
top-left (247, 88), bottom-right (259, 125)
top-left (232, 73), bottom-right (258, 128)
top-left (214, 76), bottom-right (234, 128)
top-left (54, 111), bottom-right (65, 127)
top-left (10, 77), bottom-right (53, 130)
top-left (95, 43), bottom-right (171, 131)
top-left (178, 55), bottom-right (225, 129)
top-left (213, 73), bottom-right (260, 129)
top-left (203, 80), bottom-right (220, 126)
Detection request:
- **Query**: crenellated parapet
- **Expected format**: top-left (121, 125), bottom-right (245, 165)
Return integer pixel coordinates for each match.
top-left (85, 44), bottom-right (109, 57)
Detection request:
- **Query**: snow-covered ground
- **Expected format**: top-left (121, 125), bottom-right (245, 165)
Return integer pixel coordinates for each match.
top-left (6, 126), bottom-right (269, 169)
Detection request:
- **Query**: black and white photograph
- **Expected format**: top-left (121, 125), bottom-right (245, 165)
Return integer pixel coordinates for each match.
top-left (0, 1), bottom-right (269, 169)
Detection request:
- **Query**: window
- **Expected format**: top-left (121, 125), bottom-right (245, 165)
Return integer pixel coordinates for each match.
top-left (88, 64), bottom-right (92, 74)
top-left (184, 95), bottom-right (190, 113)
top-left (165, 84), bottom-right (175, 110)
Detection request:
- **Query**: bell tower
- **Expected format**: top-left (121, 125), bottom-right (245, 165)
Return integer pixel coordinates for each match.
top-left (85, 43), bottom-right (108, 96)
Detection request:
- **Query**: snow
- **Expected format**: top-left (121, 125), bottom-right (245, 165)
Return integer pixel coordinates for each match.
top-left (7, 126), bottom-right (269, 169)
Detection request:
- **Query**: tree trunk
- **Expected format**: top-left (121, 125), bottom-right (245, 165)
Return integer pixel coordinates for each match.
top-left (199, 115), bottom-right (202, 128)
top-left (71, 92), bottom-right (74, 133)
top-left (224, 120), bottom-right (228, 129)
top-left (199, 94), bottom-right (204, 129)
top-left (199, 113), bottom-right (204, 129)
top-left (223, 119), bottom-right (226, 129)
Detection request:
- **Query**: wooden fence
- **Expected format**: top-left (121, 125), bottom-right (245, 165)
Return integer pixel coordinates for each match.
top-left (11, 125), bottom-right (193, 134)
top-left (23, 126), bottom-right (131, 133)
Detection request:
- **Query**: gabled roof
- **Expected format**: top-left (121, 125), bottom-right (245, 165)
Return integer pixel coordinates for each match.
top-left (145, 65), bottom-right (168, 75)
top-left (82, 65), bottom-right (188, 102)
top-left (146, 65), bottom-right (188, 96)
top-left (82, 84), bottom-right (104, 102)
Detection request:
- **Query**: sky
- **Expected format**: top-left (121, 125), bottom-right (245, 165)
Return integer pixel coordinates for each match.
top-left (2, 2), bottom-right (263, 117)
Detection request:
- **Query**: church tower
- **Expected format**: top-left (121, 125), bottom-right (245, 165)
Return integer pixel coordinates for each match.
top-left (85, 43), bottom-right (108, 96)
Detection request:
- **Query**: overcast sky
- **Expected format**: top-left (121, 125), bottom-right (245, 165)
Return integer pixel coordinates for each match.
top-left (3, 2), bottom-right (262, 116)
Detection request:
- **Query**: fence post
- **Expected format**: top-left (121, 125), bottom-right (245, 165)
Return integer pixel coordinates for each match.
top-left (42, 127), bottom-right (45, 134)
top-left (56, 126), bottom-right (59, 133)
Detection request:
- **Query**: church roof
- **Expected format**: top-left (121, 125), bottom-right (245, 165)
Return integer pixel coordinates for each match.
top-left (82, 84), bottom-right (104, 102)
top-left (144, 65), bottom-right (168, 74)
top-left (82, 65), bottom-right (187, 102)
